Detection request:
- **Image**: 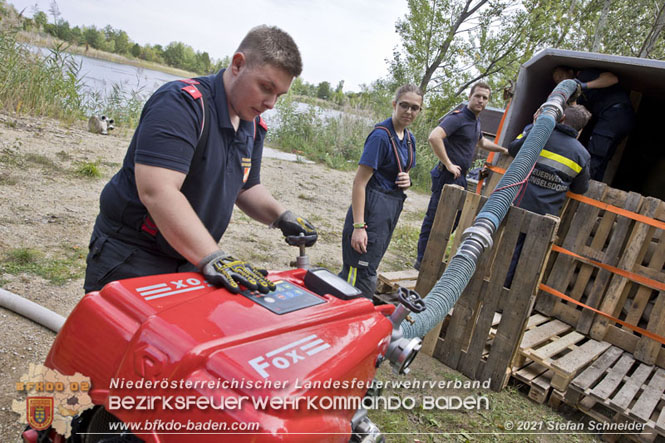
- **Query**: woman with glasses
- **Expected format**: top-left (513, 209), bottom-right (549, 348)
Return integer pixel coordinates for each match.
top-left (339, 84), bottom-right (424, 300)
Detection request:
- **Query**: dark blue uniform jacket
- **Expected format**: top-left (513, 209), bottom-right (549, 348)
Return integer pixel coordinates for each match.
top-left (509, 123), bottom-right (590, 216)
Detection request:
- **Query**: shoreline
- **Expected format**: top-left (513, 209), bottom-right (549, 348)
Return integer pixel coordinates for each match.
top-left (16, 30), bottom-right (199, 79)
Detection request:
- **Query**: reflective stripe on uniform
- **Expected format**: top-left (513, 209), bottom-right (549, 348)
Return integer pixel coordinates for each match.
top-left (346, 266), bottom-right (357, 286)
top-left (537, 149), bottom-right (582, 178)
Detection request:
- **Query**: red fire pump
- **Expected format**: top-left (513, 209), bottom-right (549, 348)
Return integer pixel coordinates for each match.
top-left (24, 241), bottom-right (424, 442)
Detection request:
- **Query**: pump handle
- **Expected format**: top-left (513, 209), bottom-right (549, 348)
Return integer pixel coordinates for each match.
top-left (397, 287), bottom-right (425, 313)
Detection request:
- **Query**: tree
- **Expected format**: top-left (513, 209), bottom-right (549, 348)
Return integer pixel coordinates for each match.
top-left (83, 26), bottom-right (104, 49)
top-left (48, 0), bottom-right (60, 24)
top-left (638, 1), bottom-right (665, 58)
top-left (130, 43), bottom-right (141, 58)
top-left (572, 0), bottom-right (665, 59)
top-left (316, 81), bottom-right (332, 100)
top-left (392, 0), bottom-right (496, 94)
top-left (389, 0), bottom-right (604, 115)
top-left (33, 10), bottom-right (47, 29)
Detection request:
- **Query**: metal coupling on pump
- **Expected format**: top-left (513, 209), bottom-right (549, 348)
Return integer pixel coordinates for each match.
top-left (386, 287), bottom-right (425, 374)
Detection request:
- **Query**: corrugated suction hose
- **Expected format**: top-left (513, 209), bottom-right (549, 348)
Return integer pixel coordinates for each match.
top-left (402, 79), bottom-right (579, 338)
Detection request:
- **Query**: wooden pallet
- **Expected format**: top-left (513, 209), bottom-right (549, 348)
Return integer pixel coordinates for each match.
top-left (511, 314), bottom-right (611, 403)
top-left (568, 346), bottom-right (665, 441)
top-left (536, 181), bottom-right (643, 333)
top-left (536, 183), bottom-right (665, 368)
top-left (376, 269), bottom-right (419, 294)
top-left (590, 197), bottom-right (665, 368)
top-left (415, 185), bottom-right (559, 391)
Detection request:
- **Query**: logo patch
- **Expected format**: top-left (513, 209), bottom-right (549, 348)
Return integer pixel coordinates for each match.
top-left (248, 334), bottom-right (331, 378)
top-left (27, 396), bottom-right (53, 431)
top-left (135, 277), bottom-right (209, 301)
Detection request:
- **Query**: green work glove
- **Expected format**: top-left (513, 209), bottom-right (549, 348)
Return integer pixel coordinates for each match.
top-left (272, 210), bottom-right (318, 247)
top-left (198, 251), bottom-right (275, 294)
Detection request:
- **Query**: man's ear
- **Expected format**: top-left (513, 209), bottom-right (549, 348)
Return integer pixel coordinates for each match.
top-left (230, 52), bottom-right (246, 74)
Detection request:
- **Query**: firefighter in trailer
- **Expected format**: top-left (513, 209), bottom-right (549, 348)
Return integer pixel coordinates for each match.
top-left (415, 82), bottom-right (508, 270)
top-left (340, 84), bottom-right (424, 299)
top-left (553, 66), bottom-right (635, 181)
top-left (504, 104), bottom-right (592, 287)
top-left (84, 25), bottom-right (317, 294)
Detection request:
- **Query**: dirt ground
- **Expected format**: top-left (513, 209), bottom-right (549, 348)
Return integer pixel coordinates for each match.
top-left (0, 112), bottom-right (599, 442)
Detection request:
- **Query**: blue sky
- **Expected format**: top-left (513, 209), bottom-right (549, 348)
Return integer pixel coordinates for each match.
top-left (10, 0), bottom-right (408, 91)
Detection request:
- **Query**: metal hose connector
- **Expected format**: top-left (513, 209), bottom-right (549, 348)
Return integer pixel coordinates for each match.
top-left (402, 80), bottom-right (579, 339)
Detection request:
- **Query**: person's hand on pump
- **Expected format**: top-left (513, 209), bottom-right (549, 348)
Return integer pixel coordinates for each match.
top-left (198, 250), bottom-right (276, 294)
top-left (273, 210), bottom-right (318, 246)
top-left (351, 222), bottom-right (367, 254)
top-left (395, 171), bottom-right (411, 189)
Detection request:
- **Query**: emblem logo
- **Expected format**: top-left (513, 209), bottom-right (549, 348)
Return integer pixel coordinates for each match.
top-left (248, 334), bottom-right (331, 378)
top-left (27, 396), bottom-right (54, 431)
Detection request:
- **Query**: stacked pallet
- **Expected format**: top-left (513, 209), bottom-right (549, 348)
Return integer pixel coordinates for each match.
top-left (512, 181), bottom-right (665, 440)
top-left (511, 314), bottom-right (611, 404)
top-left (535, 181), bottom-right (665, 368)
top-left (555, 346), bottom-right (665, 442)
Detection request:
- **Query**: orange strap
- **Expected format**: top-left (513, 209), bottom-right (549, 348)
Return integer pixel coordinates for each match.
top-left (482, 166), bottom-right (665, 231)
top-left (551, 245), bottom-right (665, 292)
top-left (566, 192), bottom-right (665, 231)
top-left (486, 164), bottom-right (506, 174)
top-left (538, 283), bottom-right (665, 346)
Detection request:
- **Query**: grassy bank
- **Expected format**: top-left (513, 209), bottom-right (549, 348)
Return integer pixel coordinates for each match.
top-left (0, 28), bottom-right (147, 127)
top-left (16, 30), bottom-right (198, 79)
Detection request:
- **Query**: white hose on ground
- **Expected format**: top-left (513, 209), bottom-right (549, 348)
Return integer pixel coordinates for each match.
top-left (0, 288), bottom-right (65, 332)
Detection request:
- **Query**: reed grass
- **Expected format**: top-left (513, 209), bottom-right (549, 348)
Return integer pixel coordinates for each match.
top-left (0, 27), bottom-right (145, 127)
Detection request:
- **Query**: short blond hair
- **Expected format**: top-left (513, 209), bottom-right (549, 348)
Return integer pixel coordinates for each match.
top-left (236, 25), bottom-right (302, 77)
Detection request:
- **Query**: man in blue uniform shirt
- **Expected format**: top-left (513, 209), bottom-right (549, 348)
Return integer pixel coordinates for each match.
top-left (504, 104), bottom-right (592, 286)
top-left (553, 66), bottom-right (635, 181)
top-left (415, 82), bottom-right (508, 269)
top-left (84, 25), bottom-right (317, 294)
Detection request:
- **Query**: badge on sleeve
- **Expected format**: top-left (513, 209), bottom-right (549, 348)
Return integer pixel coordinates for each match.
top-left (241, 157), bottom-right (252, 183)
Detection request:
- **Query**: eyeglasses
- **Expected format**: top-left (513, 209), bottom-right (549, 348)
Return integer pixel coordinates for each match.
top-left (398, 102), bottom-right (422, 112)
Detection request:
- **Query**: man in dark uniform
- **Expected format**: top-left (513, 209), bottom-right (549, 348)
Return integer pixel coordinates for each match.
top-left (504, 104), bottom-right (592, 286)
top-left (84, 25), bottom-right (317, 294)
top-left (415, 82), bottom-right (508, 269)
top-left (553, 66), bottom-right (635, 181)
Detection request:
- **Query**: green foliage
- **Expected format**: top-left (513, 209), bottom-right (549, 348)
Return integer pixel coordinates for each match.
top-left (267, 94), bottom-right (374, 170)
top-left (316, 81), bottom-right (332, 100)
top-left (74, 160), bottom-right (102, 178)
top-left (0, 246), bottom-right (85, 285)
top-left (390, 0), bottom-right (665, 119)
top-left (387, 224), bottom-right (420, 262)
top-left (0, 29), bottom-right (83, 120)
top-left (85, 82), bottom-right (145, 128)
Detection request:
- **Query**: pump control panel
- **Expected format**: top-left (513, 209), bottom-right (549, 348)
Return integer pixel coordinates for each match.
top-left (241, 280), bottom-right (325, 314)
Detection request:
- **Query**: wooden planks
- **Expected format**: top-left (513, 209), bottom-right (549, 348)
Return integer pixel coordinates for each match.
top-left (511, 315), bottom-right (611, 402)
top-left (534, 182), bottom-right (665, 368)
top-left (376, 269), bottom-right (419, 294)
top-left (416, 185), bottom-right (558, 391)
top-left (567, 346), bottom-right (665, 440)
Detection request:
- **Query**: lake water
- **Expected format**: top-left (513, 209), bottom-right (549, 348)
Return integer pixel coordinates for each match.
top-left (32, 46), bottom-right (183, 97)
top-left (33, 48), bottom-right (314, 162)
